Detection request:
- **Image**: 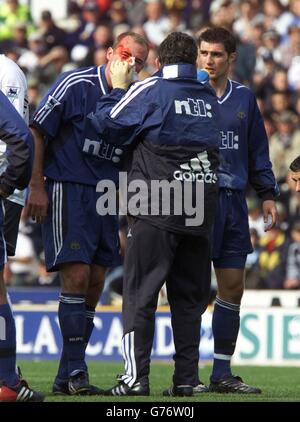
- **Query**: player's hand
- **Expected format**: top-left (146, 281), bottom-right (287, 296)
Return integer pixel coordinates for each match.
top-left (262, 200), bottom-right (277, 231)
top-left (27, 186), bottom-right (49, 224)
top-left (110, 59), bottom-right (134, 90)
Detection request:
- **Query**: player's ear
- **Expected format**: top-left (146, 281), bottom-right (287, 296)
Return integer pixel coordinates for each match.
top-left (155, 57), bottom-right (161, 71)
top-left (229, 52), bottom-right (236, 64)
top-left (106, 47), bottom-right (114, 61)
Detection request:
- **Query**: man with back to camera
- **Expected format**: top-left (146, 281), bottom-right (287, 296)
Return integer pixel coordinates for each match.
top-left (91, 31), bottom-right (221, 397)
top-left (27, 32), bottom-right (149, 395)
top-left (0, 90), bottom-right (44, 402)
top-left (196, 26), bottom-right (278, 394)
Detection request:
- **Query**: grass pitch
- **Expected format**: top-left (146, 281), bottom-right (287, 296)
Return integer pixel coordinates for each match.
top-left (17, 361), bottom-right (300, 402)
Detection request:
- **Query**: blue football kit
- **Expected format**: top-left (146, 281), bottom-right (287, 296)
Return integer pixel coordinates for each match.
top-left (31, 66), bottom-right (119, 271)
top-left (206, 79), bottom-right (278, 266)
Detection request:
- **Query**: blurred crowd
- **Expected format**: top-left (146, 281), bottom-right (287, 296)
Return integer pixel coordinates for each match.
top-left (1, 0), bottom-right (300, 295)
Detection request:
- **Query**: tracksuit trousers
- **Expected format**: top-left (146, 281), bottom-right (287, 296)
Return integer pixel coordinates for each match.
top-left (119, 218), bottom-right (211, 387)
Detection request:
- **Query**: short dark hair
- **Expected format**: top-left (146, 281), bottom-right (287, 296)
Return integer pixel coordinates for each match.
top-left (198, 27), bottom-right (236, 55)
top-left (158, 32), bottom-right (198, 66)
top-left (113, 31), bottom-right (149, 54)
top-left (290, 155), bottom-right (300, 172)
top-left (41, 10), bottom-right (52, 21)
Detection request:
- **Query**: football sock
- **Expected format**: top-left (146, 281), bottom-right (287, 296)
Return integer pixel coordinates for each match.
top-left (56, 349), bottom-right (68, 382)
top-left (58, 294), bottom-right (86, 376)
top-left (82, 305), bottom-right (95, 373)
top-left (211, 297), bottom-right (240, 381)
top-left (55, 304), bottom-right (96, 382)
top-left (0, 304), bottom-right (19, 386)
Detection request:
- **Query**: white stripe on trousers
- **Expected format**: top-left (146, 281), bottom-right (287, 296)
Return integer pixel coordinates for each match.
top-left (120, 331), bottom-right (137, 387)
top-left (52, 182), bottom-right (63, 266)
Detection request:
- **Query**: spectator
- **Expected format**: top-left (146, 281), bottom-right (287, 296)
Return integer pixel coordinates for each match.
top-left (284, 221), bottom-right (300, 289)
top-left (93, 45), bottom-right (108, 66)
top-left (289, 154), bottom-right (300, 192)
top-left (258, 224), bottom-right (290, 289)
top-left (18, 31), bottom-right (48, 73)
top-left (209, 0), bottom-right (238, 30)
top-left (269, 90), bottom-right (294, 119)
top-left (143, 0), bottom-right (170, 46)
top-left (39, 10), bottom-right (67, 52)
top-left (279, 25), bottom-right (300, 70)
top-left (262, 0), bottom-right (285, 35)
top-left (233, 0), bottom-right (263, 42)
top-left (122, 0), bottom-right (145, 27)
top-left (269, 110), bottom-right (300, 183)
top-left (248, 197), bottom-right (265, 237)
top-left (0, 0), bottom-right (31, 41)
top-left (245, 228), bottom-right (261, 289)
top-left (8, 210), bottom-right (39, 286)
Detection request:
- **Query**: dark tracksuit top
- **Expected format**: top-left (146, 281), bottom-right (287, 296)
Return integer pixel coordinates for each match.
top-left (92, 63), bottom-right (221, 237)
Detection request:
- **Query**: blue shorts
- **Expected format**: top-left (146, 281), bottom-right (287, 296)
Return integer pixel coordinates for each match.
top-left (0, 201), bottom-right (7, 270)
top-left (212, 189), bottom-right (252, 267)
top-left (213, 255), bottom-right (247, 269)
top-left (42, 180), bottom-right (119, 272)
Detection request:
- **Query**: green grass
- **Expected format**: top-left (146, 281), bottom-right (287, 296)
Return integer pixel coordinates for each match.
top-left (17, 361), bottom-right (300, 402)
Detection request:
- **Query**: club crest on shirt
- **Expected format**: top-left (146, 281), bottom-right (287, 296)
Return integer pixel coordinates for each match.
top-left (5, 86), bottom-right (20, 101)
top-left (70, 242), bottom-right (81, 250)
top-left (237, 110), bottom-right (246, 119)
top-left (44, 95), bottom-right (61, 111)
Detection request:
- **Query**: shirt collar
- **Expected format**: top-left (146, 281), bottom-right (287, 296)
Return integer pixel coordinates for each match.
top-left (161, 63), bottom-right (197, 80)
top-left (218, 79), bottom-right (232, 104)
top-left (99, 65), bottom-right (110, 94)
